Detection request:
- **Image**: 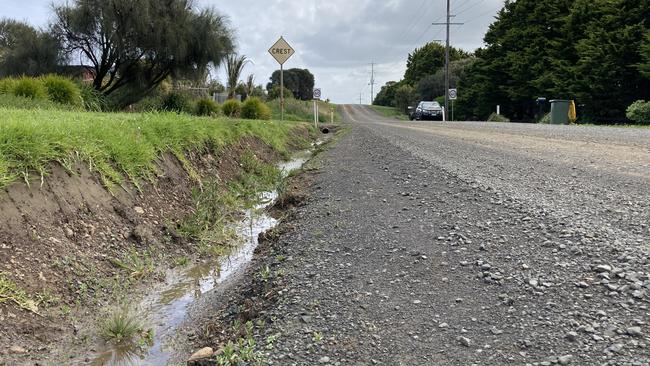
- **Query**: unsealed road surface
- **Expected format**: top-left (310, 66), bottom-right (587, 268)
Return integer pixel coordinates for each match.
top-left (251, 105), bottom-right (650, 365)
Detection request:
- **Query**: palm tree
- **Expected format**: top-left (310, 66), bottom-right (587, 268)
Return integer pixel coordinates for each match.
top-left (225, 54), bottom-right (251, 98)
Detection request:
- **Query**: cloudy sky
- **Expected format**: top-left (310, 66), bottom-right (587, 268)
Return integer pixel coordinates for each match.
top-left (0, 0), bottom-right (505, 103)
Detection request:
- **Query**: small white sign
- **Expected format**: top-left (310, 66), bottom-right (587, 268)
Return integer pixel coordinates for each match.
top-left (313, 88), bottom-right (321, 100)
top-left (449, 88), bottom-right (458, 100)
top-left (268, 37), bottom-right (295, 65)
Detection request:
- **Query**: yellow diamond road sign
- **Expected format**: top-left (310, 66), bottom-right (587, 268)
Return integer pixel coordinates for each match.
top-left (269, 37), bottom-right (295, 65)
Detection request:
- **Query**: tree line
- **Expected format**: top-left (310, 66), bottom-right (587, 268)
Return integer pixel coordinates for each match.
top-left (375, 0), bottom-right (650, 123)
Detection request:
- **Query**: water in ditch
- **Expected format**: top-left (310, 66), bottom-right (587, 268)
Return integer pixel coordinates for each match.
top-left (91, 150), bottom-right (311, 366)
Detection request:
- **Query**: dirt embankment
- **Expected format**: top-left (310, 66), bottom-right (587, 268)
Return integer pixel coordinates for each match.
top-left (0, 126), bottom-right (310, 365)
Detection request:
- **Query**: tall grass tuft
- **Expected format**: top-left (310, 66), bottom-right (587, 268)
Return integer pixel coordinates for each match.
top-left (100, 307), bottom-right (144, 343)
top-left (222, 99), bottom-right (241, 118)
top-left (41, 75), bottom-right (83, 107)
top-left (241, 97), bottom-right (271, 120)
top-left (13, 77), bottom-right (47, 100)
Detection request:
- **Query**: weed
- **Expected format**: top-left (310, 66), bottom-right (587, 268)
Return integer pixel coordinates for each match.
top-left (109, 247), bottom-right (154, 280)
top-left (100, 307), bottom-right (144, 344)
top-left (313, 331), bottom-right (323, 343)
top-left (259, 266), bottom-right (271, 282)
top-left (0, 273), bottom-right (39, 313)
top-left (175, 256), bottom-right (190, 267)
top-left (266, 333), bottom-right (280, 350)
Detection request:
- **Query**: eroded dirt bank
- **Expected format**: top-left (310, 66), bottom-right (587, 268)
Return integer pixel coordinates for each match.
top-left (0, 126), bottom-right (312, 366)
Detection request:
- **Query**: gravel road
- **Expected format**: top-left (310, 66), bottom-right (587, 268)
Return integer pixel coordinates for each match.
top-left (204, 105), bottom-right (649, 365)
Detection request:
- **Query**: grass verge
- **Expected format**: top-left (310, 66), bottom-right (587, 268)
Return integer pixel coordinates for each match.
top-left (266, 99), bottom-right (340, 123)
top-left (0, 108), bottom-right (310, 190)
top-left (369, 105), bottom-right (408, 120)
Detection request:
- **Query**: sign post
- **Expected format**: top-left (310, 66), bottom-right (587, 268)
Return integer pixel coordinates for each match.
top-left (313, 88), bottom-right (321, 129)
top-left (268, 37), bottom-right (295, 121)
top-left (449, 88), bottom-right (457, 122)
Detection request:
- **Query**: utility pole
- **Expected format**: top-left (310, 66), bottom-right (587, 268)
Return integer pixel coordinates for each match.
top-left (433, 2), bottom-right (463, 122)
top-left (369, 62), bottom-right (376, 105)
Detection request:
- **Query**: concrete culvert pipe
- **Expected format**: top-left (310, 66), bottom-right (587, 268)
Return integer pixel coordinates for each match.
top-left (320, 127), bottom-right (330, 134)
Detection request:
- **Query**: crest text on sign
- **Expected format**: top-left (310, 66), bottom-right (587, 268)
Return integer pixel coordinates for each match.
top-left (268, 37), bottom-right (295, 65)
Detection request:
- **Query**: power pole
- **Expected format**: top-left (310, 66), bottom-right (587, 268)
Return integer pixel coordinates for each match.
top-left (369, 62), bottom-right (376, 105)
top-left (433, 2), bottom-right (463, 122)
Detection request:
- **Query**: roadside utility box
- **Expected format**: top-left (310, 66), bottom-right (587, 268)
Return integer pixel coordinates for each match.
top-left (550, 100), bottom-right (570, 125)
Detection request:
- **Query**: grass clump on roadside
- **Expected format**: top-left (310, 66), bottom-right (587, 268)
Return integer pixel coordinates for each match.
top-left (370, 105), bottom-right (408, 120)
top-left (41, 75), bottom-right (83, 107)
top-left (487, 113), bottom-right (510, 122)
top-left (222, 99), bottom-right (242, 118)
top-left (195, 98), bottom-right (221, 116)
top-left (0, 108), bottom-right (308, 190)
top-left (241, 97), bottom-right (271, 120)
top-left (13, 77), bottom-right (47, 100)
top-left (100, 306), bottom-right (147, 344)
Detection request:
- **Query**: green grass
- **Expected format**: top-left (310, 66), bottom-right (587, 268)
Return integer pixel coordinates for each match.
top-left (369, 105), bottom-right (408, 120)
top-left (0, 93), bottom-right (80, 111)
top-left (100, 306), bottom-right (145, 344)
top-left (0, 107), bottom-right (311, 190)
top-left (267, 99), bottom-right (340, 123)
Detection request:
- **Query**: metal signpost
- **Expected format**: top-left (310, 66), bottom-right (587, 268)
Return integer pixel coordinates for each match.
top-left (268, 37), bottom-right (295, 121)
top-left (313, 88), bottom-right (321, 129)
top-left (449, 88), bottom-right (457, 121)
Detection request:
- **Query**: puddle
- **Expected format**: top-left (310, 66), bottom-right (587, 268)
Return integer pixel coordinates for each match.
top-left (91, 150), bottom-right (311, 366)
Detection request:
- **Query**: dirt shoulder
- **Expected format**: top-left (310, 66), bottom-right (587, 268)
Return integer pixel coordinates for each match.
top-left (184, 121), bottom-right (648, 365)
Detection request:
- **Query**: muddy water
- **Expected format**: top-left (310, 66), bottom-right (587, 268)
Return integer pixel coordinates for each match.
top-left (91, 151), bottom-right (310, 366)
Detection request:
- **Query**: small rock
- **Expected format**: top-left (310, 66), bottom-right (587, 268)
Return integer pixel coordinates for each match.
top-left (134, 206), bottom-right (145, 214)
top-left (187, 347), bottom-right (213, 363)
top-left (594, 264), bottom-right (612, 273)
top-left (558, 355), bottom-right (573, 365)
top-left (458, 336), bottom-right (471, 347)
top-left (438, 322), bottom-right (449, 328)
top-left (413, 300), bottom-right (422, 304)
top-left (566, 331), bottom-right (578, 342)
top-left (626, 326), bottom-right (643, 337)
top-left (319, 356), bottom-right (331, 363)
top-left (528, 279), bottom-right (539, 287)
top-left (9, 345), bottom-right (26, 354)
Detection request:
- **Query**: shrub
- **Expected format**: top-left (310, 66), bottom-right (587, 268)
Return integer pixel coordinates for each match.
top-left (161, 91), bottom-right (194, 113)
top-left (267, 86), bottom-right (294, 100)
top-left (41, 75), bottom-right (83, 107)
top-left (13, 77), bottom-right (47, 100)
top-left (195, 98), bottom-right (221, 116)
top-left (79, 83), bottom-right (108, 112)
top-left (222, 99), bottom-right (242, 118)
top-left (539, 113), bottom-right (551, 124)
top-left (626, 100), bottom-right (650, 124)
top-left (241, 97), bottom-right (271, 120)
top-left (0, 78), bottom-right (17, 94)
top-left (487, 113), bottom-right (510, 122)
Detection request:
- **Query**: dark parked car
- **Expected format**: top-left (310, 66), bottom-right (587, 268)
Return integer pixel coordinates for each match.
top-left (409, 101), bottom-right (443, 121)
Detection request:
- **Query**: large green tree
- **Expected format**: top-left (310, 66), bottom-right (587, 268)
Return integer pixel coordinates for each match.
top-left (404, 42), bottom-right (469, 85)
top-left (456, 0), bottom-right (649, 122)
top-left (267, 68), bottom-right (315, 100)
top-left (0, 19), bottom-right (64, 77)
top-left (52, 0), bottom-right (234, 106)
